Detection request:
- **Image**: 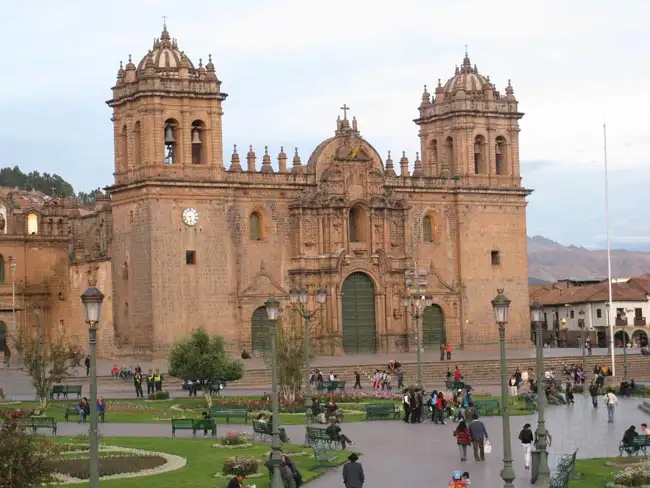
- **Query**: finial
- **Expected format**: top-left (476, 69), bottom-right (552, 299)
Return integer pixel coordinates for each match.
top-left (233, 144), bottom-right (238, 153)
top-left (128, 54), bottom-right (132, 63)
top-left (416, 152), bottom-right (420, 159)
top-left (162, 15), bottom-right (168, 30)
top-left (249, 144), bottom-right (253, 152)
top-left (264, 146), bottom-right (269, 154)
top-left (437, 78), bottom-right (442, 87)
top-left (119, 61), bottom-right (123, 69)
top-left (340, 104), bottom-right (350, 120)
top-left (198, 58), bottom-right (203, 68)
top-left (402, 151), bottom-right (406, 157)
top-left (508, 79), bottom-right (512, 87)
top-left (497, 288), bottom-right (504, 295)
top-left (208, 54), bottom-right (212, 63)
top-left (464, 44), bottom-right (468, 57)
top-left (424, 84), bottom-right (428, 92)
top-left (280, 145), bottom-right (284, 152)
top-left (294, 147), bottom-right (299, 156)
top-left (387, 150), bottom-right (392, 159)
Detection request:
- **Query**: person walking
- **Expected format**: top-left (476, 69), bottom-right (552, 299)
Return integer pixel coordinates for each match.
top-left (342, 453), bottom-right (364, 488)
top-left (468, 413), bottom-right (488, 461)
top-left (353, 371), bottom-right (361, 390)
top-left (453, 420), bottom-right (472, 462)
top-left (589, 381), bottom-right (599, 408)
top-left (518, 423), bottom-right (534, 470)
top-left (84, 355), bottom-right (90, 376)
top-left (604, 390), bottom-right (618, 423)
top-left (134, 369), bottom-right (144, 398)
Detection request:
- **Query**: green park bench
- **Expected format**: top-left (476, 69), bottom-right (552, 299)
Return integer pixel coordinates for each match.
top-left (619, 435), bottom-right (650, 457)
top-left (305, 426), bottom-right (343, 449)
top-left (317, 381), bottom-right (346, 393)
top-left (364, 403), bottom-right (400, 420)
top-left (50, 384), bottom-right (82, 400)
top-left (312, 445), bottom-right (338, 467)
top-left (63, 404), bottom-right (105, 423)
top-left (20, 416), bottom-right (57, 435)
top-left (252, 420), bottom-right (272, 442)
top-left (523, 395), bottom-right (537, 411)
top-left (209, 405), bottom-right (249, 423)
top-left (170, 418), bottom-right (216, 437)
top-left (445, 380), bottom-right (467, 391)
top-left (549, 449), bottom-right (579, 488)
top-left (473, 399), bottom-right (500, 415)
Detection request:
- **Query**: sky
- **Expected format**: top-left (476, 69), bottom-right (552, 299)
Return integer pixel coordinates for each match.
top-left (1, 0), bottom-right (648, 250)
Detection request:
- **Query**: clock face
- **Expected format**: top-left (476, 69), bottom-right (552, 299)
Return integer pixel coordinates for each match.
top-left (182, 208), bottom-right (199, 226)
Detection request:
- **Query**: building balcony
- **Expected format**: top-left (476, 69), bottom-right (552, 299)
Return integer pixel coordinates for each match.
top-left (615, 318), bottom-right (629, 326)
top-left (634, 317), bottom-right (647, 326)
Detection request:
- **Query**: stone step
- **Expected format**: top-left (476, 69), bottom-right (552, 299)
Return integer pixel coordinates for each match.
top-left (231, 353), bottom-right (649, 387)
top-left (638, 401), bottom-right (650, 415)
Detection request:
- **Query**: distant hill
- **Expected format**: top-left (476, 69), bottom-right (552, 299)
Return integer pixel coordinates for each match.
top-left (527, 235), bottom-right (650, 282)
top-left (528, 277), bottom-right (551, 284)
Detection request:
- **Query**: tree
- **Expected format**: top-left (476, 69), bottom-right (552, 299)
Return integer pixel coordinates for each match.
top-left (168, 328), bottom-right (244, 407)
top-left (0, 410), bottom-right (59, 488)
top-left (77, 188), bottom-right (106, 205)
top-left (268, 315), bottom-right (307, 403)
top-left (12, 326), bottom-right (82, 409)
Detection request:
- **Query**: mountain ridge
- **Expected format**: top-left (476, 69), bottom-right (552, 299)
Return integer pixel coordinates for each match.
top-left (527, 235), bottom-right (650, 282)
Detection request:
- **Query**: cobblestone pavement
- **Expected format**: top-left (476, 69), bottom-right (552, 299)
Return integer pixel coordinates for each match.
top-left (51, 394), bottom-right (648, 487)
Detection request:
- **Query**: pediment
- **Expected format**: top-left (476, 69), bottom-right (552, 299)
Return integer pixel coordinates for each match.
top-left (240, 263), bottom-right (287, 297)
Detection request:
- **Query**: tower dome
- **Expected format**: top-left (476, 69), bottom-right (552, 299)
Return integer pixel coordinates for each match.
top-left (443, 50), bottom-right (490, 95)
top-left (136, 25), bottom-right (195, 72)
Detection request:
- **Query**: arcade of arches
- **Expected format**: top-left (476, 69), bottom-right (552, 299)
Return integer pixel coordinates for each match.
top-left (615, 329), bottom-right (648, 347)
top-left (248, 272), bottom-right (447, 355)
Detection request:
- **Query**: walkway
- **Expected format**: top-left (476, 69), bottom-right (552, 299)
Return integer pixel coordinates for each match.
top-left (51, 395), bottom-right (646, 487)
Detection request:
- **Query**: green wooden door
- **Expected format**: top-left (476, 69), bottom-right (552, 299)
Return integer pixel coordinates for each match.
top-left (422, 304), bottom-right (444, 349)
top-left (0, 321), bottom-right (6, 353)
top-left (251, 307), bottom-right (270, 354)
top-left (342, 272), bottom-right (377, 353)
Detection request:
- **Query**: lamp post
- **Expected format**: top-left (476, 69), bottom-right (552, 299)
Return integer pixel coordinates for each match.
top-left (9, 256), bottom-right (15, 363)
top-left (530, 301), bottom-right (550, 484)
top-left (264, 297), bottom-right (284, 488)
top-left (80, 284), bottom-right (105, 488)
top-left (578, 309), bottom-right (586, 371)
top-left (492, 289), bottom-right (515, 488)
top-left (289, 286), bottom-right (327, 426)
top-left (403, 267), bottom-right (429, 387)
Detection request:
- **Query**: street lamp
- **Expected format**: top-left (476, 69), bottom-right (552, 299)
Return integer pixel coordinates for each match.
top-left (264, 297), bottom-right (284, 488)
top-left (403, 268), bottom-right (429, 387)
top-left (80, 284), bottom-right (105, 488)
top-left (8, 256), bottom-right (15, 365)
top-left (492, 289), bottom-right (515, 488)
top-left (530, 301), bottom-right (549, 484)
top-left (578, 309), bottom-right (586, 371)
top-left (288, 285), bottom-right (327, 427)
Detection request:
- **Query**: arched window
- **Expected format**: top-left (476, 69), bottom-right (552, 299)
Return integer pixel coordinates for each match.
top-left (474, 135), bottom-right (487, 174)
top-left (250, 212), bottom-right (262, 241)
top-left (133, 121), bottom-right (142, 166)
top-left (119, 125), bottom-right (128, 171)
top-left (423, 214), bottom-right (437, 242)
top-left (349, 205), bottom-right (368, 243)
top-left (27, 213), bottom-right (38, 235)
top-left (191, 120), bottom-right (206, 165)
top-left (495, 136), bottom-right (507, 175)
top-left (0, 255), bottom-right (5, 284)
top-left (164, 119), bottom-right (178, 165)
top-left (429, 139), bottom-right (438, 175)
top-left (444, 137), bottom-right (454, 175)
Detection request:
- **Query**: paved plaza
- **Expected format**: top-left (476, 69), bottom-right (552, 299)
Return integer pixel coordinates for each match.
top-left (44, 395), bottom-right (646, 487)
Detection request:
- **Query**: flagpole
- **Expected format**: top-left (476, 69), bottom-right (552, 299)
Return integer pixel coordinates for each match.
top-left (604, 121), bottom-right (615, 376)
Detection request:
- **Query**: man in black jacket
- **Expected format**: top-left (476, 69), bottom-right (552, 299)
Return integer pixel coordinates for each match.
top-left (589, 381), bottom-right (600, 408)
top-left (342, 453), bottom-right (364, 488)
top-left (518, 423), bottom-right (534, 470)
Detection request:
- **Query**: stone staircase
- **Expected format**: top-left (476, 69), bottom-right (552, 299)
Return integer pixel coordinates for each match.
top-left (230, 354), bottom-right (650, 388)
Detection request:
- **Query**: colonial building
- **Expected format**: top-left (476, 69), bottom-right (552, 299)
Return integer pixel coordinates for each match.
top-left (104, 25), bottom-right (533, 357)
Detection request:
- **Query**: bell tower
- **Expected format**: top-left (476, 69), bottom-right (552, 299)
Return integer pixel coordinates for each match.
top-left (414, 50), bottom-right (523, 183)
top-left (107, 24), bottom-right (228, 185)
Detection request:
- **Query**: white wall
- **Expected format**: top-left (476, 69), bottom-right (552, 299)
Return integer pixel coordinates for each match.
top-left (540, 300), bottom-right (649, 331)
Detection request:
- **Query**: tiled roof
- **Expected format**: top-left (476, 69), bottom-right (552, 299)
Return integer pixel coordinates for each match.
top-left (529, 279), bottom-right (648, 305)
top-left (0, 188), bottom-right (52, 209)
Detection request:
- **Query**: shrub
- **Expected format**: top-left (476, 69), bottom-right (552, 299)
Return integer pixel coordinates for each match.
top-left (46, 454), bottom-right (166, 479)
top-left (222, 456), bottom-right (260, 476)
top-left (220, 432), bottom-right (251, 446)
top-left (612, 460), bottom-right (650, 486)
top-left (148, 391), bottom-right (170, 400)
top-left (0, 410), bottom-right (60, 487)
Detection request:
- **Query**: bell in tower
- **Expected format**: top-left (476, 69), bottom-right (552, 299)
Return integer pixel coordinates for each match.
top-left (164, 120), bottom-right (177, 165)
top-left (191, 121), bottom-right (204, 164)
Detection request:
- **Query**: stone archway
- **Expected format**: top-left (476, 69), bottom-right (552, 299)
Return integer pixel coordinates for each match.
top-left (421, 304), bottom-right (445, 350)
top-left (341, 272), bottom-right (377, 353)
top-left (614, 330), bottom-right (630, 346)
top-left (632, 329), bottom-right (648, 347)
top-left (250, 307), bottom-right (270, 354)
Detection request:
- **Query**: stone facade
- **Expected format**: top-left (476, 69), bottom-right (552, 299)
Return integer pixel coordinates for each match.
top-left (104, 28), bottom-right (533, 357)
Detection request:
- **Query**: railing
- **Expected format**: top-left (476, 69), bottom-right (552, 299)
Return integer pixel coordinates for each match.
top-left (615, 318), bottom-right (629, 326)
top-left (634, 317), bottom-right (647, 326)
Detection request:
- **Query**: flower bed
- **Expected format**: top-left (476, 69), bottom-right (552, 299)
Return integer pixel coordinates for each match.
top-left (47, 455), bottom-right (167, 479)
top-left (606, 460), bottom-right (650, 487)
top-left (221, 432), bottom-right (251, 446)
top-left (222, 456), bottom-right (261, 476)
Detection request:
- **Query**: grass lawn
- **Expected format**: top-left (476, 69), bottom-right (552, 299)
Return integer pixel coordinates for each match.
top-left (569, 457), bottom-right (648, 487)
top-left (50, 436), bottom-right (350, 488)
top-left (0, 394), bottom-right (538, 425)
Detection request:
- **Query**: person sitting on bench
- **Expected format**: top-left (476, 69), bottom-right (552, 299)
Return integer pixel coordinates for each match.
top-left (622, 425), bottom-right (638, 455)
top-left (326, 420), bottom-right (354, 448)
top-left (76, 397), bottom-right (90, 423)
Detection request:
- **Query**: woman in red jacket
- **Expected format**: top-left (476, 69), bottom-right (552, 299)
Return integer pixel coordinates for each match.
top-left (453, 420), bottom-right (472, 462)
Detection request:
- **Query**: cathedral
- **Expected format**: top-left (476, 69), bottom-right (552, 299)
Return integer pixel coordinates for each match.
top-left (0, 25), bottom-right (533, 360)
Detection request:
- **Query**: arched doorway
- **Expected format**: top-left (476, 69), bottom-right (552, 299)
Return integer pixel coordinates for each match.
top-left (614, 330), bottom-right (630, 347)
top-left (341, 272), bottom-right (377, 353)
top-left (0, 321), bottom-right (6, 353)
top-left (250, 307), bottom-right (271, 354)
top-left (632, 330), bottom-right (648, 347)
top-left (421, 304), bottom-right (445, 349)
